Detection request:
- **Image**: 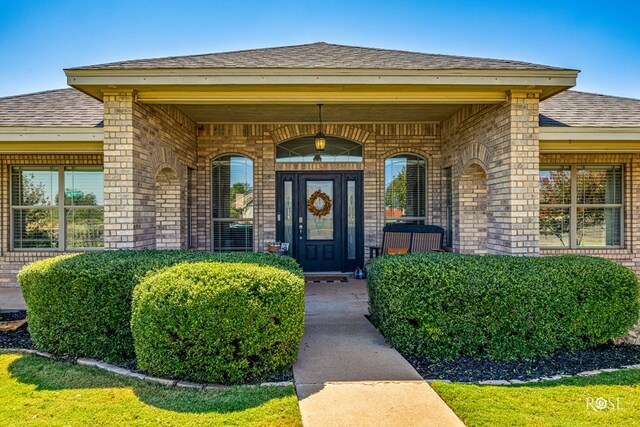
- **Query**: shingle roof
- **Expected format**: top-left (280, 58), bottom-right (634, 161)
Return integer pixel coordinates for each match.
top-left (0, 88), bottom-right (103, 127)
top-left (69, 42), bottom-right (568, 71)
top-left (540, 90), bottom-right (640, 127)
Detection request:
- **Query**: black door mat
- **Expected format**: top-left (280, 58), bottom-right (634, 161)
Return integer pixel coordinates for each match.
top-left (304, 275), bottom-right (349, 283)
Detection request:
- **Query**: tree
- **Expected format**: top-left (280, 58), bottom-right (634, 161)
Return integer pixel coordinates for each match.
top-left (385, 166), bottom-right (406, 213)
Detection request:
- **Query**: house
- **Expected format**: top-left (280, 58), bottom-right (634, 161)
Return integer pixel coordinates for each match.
top-left (1, 42), bottom-right (639, 287)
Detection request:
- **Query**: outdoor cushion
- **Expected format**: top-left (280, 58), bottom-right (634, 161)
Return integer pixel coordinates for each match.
top-left (386, 247), bottom-right (409, 255)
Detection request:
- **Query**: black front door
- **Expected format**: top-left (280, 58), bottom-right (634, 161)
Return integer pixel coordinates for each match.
top-left (276, 171), bottom-right (363, 272)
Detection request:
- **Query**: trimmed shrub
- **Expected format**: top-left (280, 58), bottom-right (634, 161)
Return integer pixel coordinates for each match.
top-left (131, 262), bottom-right (304, 384)
top-left (18, 250), bottom-right (302, 363)
top-left (367, 253), bottom-right (640, 360)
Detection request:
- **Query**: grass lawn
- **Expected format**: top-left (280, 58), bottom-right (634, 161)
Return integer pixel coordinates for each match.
top-left (0, 351), bottom-right (301, 426)
top-left (431, 369), bottom-right (640, 427)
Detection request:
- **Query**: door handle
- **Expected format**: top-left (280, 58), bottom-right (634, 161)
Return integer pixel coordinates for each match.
top-left (299, 224), bottom-right (303, 240)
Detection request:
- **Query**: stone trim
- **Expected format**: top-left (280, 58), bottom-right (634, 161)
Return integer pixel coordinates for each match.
top-left (3, 349), bottom-right (292, 388)
top-left (426, 365), bottom-right (640, 385)
top-left (269, 124), bottom-right (371, 145)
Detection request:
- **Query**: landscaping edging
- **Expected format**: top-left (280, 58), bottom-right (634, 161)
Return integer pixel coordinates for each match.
top-left (3, 348), bottom-right (293, 389)
top-left (425, 364), bottom-right (640, 385)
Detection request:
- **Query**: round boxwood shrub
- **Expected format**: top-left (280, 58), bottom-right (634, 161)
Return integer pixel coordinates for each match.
top-left (18, 250), bottom-right (302, 363)
top-left (367, 253), bottom-right (640, 361)
top-left (131, 262), bottom-right (305, 384)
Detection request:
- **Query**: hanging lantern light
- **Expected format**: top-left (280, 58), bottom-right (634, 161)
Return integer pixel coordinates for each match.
top-left (314, 104), bottom-right (326, 152)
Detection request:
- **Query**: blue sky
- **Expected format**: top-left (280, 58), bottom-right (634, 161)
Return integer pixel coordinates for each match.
top-left (1, 0), bottom-right (639, 98)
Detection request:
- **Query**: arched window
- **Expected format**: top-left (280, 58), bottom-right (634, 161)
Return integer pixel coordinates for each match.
top-left (276, 136), bottom-right (362, 162)
top-left (211, 155), bottom-right (253, 251)
top-left (384, 154), bottom-right (426, 224)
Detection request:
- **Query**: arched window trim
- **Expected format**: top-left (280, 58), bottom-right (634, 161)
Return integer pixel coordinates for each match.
top-left (276, 136), bottom-right (363, 163)
top-left (384, 153), bottom-right (428, 224)
top-left (211, 155), bottom-right (254, 252)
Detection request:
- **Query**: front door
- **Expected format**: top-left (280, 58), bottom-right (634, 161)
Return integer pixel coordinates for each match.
top-left (276, 171), bottom-right (363, 272)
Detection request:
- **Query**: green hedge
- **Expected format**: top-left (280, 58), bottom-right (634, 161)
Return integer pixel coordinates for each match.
top-left (131, 262), bottom-right (304, 384)
top-left (367, 253), bottom-right (640, 360)
top-left (18, 250), bottom-right (302, 363)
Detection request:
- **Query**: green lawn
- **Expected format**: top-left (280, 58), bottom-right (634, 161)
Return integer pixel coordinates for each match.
top-left (0, 351), bottom-right (301, 427)
top-left (431, 369), bottom-right (640, 427)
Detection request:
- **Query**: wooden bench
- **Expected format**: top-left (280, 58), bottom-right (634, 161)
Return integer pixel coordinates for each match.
top-left (369, 223), bottom-right (446, 259)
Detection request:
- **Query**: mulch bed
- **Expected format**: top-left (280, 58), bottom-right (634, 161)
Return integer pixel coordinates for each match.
top-left (0, 310), bottom-right (27, 322)
top-left (404, 344), bottom-right (640, 382)
top-left (0, 310), bottom-right (32, 349)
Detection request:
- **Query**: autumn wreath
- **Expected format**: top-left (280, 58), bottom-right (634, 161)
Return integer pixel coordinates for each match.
top-left (307, 190), bottom-right (332, 217)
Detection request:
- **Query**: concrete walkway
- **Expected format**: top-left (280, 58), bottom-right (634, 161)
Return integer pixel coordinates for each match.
top-left (0, 288), bottom-right (26, 311)
top-left (293, 279), bottom-right (464, 427)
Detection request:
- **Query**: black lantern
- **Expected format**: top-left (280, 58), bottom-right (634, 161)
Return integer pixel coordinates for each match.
top-left (314, 104), bottom-right (326, 152)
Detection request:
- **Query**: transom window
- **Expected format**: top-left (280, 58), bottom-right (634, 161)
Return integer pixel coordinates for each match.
top-left (276, 136), bottom-right (362, 162)
top-left (384, 154), bottom-right (427, 224)
top-left (11, 166), bottom-right (104, 250)
top-left (211, 155), bottom-right (254, 251)
top-left (539, 165), bottom-right (623, 248)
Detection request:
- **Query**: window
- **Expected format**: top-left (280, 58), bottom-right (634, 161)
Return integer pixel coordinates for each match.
top-left (11, 166), bottom-right (104, 250)
top-left (384, 154), bottom-right (426, 224)
top-left (211, 155), bottom-right (254, 251)
top-left (540, 165), bottom-right (623, 248)
top-left (444, 167), bottom-right (453, 246)
top-left (276, 136), bottom-right (362, 162)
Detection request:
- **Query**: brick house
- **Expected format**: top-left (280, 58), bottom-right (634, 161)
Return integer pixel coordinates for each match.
top-left (1, 42), bottom-right (639, 287)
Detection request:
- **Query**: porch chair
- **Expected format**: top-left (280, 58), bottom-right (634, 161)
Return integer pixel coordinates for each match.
top-left (369, 223), bottom-right (445, 259)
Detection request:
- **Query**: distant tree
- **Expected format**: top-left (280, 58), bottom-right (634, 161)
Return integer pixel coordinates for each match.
top-left (385, 167), bottom-right (407, 212)
top-left (16, 173), bottom-right (57, 247)
top-left (230, 182), bottom-right (252, 218)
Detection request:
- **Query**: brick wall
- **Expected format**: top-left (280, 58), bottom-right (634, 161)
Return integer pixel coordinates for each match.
top-left (442, 92), bottom-right (540, 255)
top-left (458, 163), bottom-right (488, 253)
top-left (0, 153), bottom-right (103, 288)
top-left (102, 91), bottom-right (197, 249)
top-left (195, 123), bottom-right (443, 256)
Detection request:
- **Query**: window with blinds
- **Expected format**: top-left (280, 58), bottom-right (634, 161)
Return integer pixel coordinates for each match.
top-left (211, 155), bottom-right (254, 251)
top-left (384, 154), bottom-right (427, 224)
top-left (540, 165), bottom-right (623, 248)
top-left (11, 166), bottom-right (104, 250)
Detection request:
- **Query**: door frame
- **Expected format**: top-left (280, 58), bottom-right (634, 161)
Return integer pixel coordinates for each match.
top-left (276, 171), bottom-right (364, 272)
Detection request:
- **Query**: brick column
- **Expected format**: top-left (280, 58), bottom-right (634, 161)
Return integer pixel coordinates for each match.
top-left (102, 90), bottom-right (153, 249)
top-left (487, 92), bottom-right (540, 255)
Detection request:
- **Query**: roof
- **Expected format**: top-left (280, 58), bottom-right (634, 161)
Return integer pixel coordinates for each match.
top-left (69, 42), bottom-right (569, 71)
top-left (540, 90), bottom-right (640, 127)
top-left (0, 88), bottom-right (103, 127)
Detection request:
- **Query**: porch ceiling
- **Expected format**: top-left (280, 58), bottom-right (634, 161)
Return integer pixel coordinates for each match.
top-left (176, 103), bottom-right (467, 123)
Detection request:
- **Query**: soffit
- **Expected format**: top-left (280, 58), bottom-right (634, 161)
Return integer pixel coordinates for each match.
top-left (178, 103), bottom-right (464, 123)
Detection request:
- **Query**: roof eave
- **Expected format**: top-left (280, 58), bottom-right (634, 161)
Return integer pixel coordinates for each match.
top-left (0, 126), bottom-right (104, 141)
top-left (540, 126), bottom-right (640, 141)
top-left (65, 67), bottom-right (579, 102)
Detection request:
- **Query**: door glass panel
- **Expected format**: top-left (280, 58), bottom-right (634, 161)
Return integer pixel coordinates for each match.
top-left (347, 180), bottom-right (356, 260)
top-left (306, 180), bottom-right (333, 240)
top-left (284, 180), bottom-right (293, 245)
